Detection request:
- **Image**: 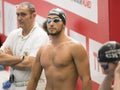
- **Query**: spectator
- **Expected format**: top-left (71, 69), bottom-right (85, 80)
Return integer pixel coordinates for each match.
top-left (0, 2), bottom-right (49, 90)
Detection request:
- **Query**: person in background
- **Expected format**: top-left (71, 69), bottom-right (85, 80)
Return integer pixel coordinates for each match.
top-left (27, 8), bottom-right (92, 90)
top-left (0, 2), bottom-right (49, 90)
top-left (98, 41), bottom-right (120, 90)
top-left (0, 33), bottom-right (7, 70)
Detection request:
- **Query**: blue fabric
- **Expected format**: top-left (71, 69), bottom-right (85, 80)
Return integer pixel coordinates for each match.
top-left (0, 65), bottom-right (4, 70)
top-left (3, 80), bottom-right (11, 89)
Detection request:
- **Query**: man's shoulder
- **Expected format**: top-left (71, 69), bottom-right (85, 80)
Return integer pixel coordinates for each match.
top-left (9, 28), bottom-right (21, 35)
top-left (33, 26), bottom-right (49, 40)
top-left (5, 28), bottom-right (21, 39)
top-left (67, 39), bottom-right (86, 51)
top-left (34, 25), bottom-right (47, 35)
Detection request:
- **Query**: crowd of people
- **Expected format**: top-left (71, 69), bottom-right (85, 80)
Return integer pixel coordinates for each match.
top-left (0, 1), bottom-right (120, 90)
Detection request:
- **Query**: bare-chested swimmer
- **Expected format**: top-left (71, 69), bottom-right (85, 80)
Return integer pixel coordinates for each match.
top-left (27, 8), bottom-right (92, 90)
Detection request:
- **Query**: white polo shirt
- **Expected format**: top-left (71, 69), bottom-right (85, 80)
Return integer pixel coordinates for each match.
top-left (1, 24), bottom-right (49, 82)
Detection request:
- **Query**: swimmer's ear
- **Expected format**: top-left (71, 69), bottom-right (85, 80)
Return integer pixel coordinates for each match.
top-left (42, 21), bottom-right (49, 35)
top-left (62, 24), bottom-right (65, 30)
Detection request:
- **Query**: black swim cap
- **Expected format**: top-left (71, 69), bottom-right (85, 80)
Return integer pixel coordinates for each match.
top-left (98, 41), bottom-right (120, 62)
top-left (48, 8), bottom-right (66, 25)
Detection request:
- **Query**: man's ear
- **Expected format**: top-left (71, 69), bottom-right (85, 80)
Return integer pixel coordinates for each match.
top-left (32, 12), bottom-right (36, 18)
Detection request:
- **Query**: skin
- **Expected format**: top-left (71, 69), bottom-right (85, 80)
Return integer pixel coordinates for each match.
top-left (0, 3), bottom-right (36, 70)
top-left (114, 61), bottom-right (120, 90)
top-left (98, 62), bottom-right (118, 90)
top-left (27, 15), bottom-right (92, 90)
top-left (16, 5), bottom-right (36, 36)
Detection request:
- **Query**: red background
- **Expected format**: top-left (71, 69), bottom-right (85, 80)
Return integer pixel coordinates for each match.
top-left (2, 0), bottom-right (120, 90)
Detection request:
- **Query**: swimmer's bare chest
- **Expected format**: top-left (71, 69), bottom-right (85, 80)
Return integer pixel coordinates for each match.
top-left (41, 43), bottom-right (78, 90)
top-left (40, 44), bottom-right (73, 68)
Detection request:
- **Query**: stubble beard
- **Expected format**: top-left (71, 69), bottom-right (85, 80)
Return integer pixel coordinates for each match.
top-left (48, 27), bottom-right (62, 36)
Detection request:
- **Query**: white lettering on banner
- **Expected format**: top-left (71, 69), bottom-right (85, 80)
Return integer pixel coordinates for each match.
top-left (45, 0), bottom-right (98, 23)
top-left (72, 0), bottom-right (83, 5)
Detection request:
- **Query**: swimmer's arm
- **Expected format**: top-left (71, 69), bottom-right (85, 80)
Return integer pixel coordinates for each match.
top-left (27, 49), bottom-right (43, 90)
top-left (72, 44), bottom-right (92, 90)
top-left (114, 74), bottom-right (120, 90)
top-left (98, 74), bottom-right (113, 90)
top-left (114, 62), bottom-right (120, 90)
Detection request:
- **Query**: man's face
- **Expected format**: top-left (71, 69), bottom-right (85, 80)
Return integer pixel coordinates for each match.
top-left (16, 6), bottom-right (35, 29)
top-left (46, 15), bottom-right (64, 36)
top-left (100, 62), bottom-right (117, 74)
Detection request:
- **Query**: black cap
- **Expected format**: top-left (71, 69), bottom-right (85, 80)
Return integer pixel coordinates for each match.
top-left (48, 8), bottom-right (66, 25)
top-left (98, 41), bottom-right (120, 62)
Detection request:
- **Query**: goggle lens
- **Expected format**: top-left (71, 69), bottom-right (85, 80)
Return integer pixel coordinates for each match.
top-left (101, 64), bottom-right (109, 70)
top-left (47, 18), bottom-right (61, 24)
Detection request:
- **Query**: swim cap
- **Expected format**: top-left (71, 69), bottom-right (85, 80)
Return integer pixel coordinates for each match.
top-left (48, 8), bottom-right (66, 25)
top-left (98, 41), bottom-right (120, 62)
